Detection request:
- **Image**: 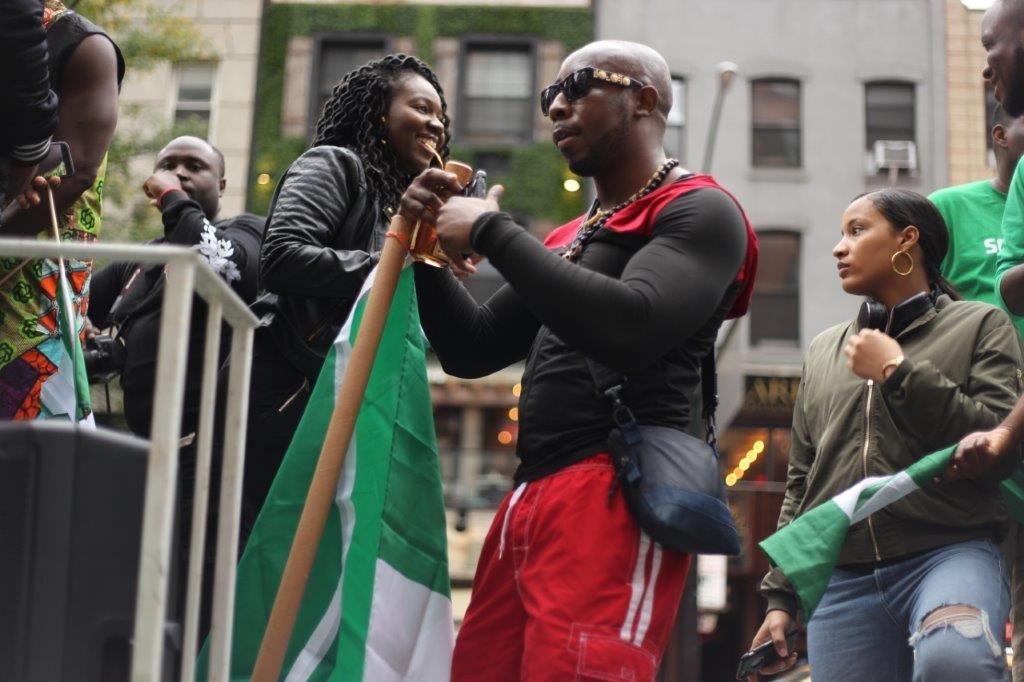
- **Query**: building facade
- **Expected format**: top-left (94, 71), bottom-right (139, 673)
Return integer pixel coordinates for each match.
top-left (946, 0), bottom-right (997, 185)
top-left (115, 0), bottom-right (264, 219)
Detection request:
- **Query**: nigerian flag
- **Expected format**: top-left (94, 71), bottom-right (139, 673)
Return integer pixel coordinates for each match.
top-left (760, 444), bottom-right (959, 620)
top-left (202, 265), bottom-right (453, 679)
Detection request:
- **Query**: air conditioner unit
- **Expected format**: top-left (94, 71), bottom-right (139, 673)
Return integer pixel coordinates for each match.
top-left (873, 140), bottom-right (918, 173)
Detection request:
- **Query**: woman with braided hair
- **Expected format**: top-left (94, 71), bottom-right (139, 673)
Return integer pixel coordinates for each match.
top-left (241, 53), bottom-right (450, 527)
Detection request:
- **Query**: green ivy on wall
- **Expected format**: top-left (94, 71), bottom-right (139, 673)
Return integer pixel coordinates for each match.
top-left (248, 3), bottom-right (591, 220)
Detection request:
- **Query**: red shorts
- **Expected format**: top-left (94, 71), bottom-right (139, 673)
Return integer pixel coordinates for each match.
top-left (452, 454), bottom-right (692, 681)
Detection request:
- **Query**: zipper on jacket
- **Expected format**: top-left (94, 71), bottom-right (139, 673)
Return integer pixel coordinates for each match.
top-left (858, 310), bottom-right (896, 562)
top-left (862, 379), bottom-right (882, 562)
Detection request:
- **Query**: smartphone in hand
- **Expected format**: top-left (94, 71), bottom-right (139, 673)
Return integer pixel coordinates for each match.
top-left (1, 141), bottom-right (75, 225)
top-left (735, 629), bottom-right (798, 680)
top-left (462, 169), bottom-right (488, 198)
top-left (39, 141), bottom-right (75, 178)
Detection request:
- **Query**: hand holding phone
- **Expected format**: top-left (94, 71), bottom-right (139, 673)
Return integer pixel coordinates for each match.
top-left (2, 142), bottom-right (74, 229)
top-left (736, 626), bottom-right (798, 680)
top-left (38, 141), bottom-right (75, 179)
top-left (5, 141), bottom-right (72, 207)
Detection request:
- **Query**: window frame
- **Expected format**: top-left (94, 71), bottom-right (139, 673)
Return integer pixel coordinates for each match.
top-left (457, 36), bottom-right (538, 146)
top-left (750, 77), bottom-right (802, 169)
top-left (309, 33), bottom-right (392, 140)
top-left (172, 62), bottom-right (218, 136)
top-left (748, 229), bottom-right (801, 347)
top-left (665, 75), bottom-right (687, 162)
top-left (864, 80), bottom-right (917, 163)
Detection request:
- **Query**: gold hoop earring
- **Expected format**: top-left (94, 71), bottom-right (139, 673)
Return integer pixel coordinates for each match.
top-left (891, 250), bottom-right (914, 276)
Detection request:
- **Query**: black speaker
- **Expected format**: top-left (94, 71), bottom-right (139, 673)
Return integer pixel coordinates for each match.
top-left (0, 422), bottom-right (179, 681)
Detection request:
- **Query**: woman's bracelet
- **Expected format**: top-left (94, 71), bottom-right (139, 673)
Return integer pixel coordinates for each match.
top-left (881, 354), bottom-right (905, 380)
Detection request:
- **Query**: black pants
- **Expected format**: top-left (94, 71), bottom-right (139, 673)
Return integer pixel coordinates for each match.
top-left (237, 331), bottom-right (312, 542)
top-left (173, 331), bottom-right (311, 651)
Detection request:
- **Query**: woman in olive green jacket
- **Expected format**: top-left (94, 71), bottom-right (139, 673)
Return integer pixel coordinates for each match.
top-left (748, 189), bottom-right (1022, 681)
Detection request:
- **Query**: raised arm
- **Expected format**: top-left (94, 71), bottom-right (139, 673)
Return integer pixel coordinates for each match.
top-left (879, 309), bottom-right (1022, 447)
top-left (414, 264), bottom-right (541, 378)
top-left (2, 33), bottom-right (120, 237)
top-left (468, 188), bottom-right (747, 374)
top-left (157, 191), bottom-right (264, 302)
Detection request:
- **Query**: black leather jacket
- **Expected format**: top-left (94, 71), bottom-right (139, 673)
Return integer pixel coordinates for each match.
top-left (1, 0), bottom-right (58, 193)
top-left (253, 146), bottom-right (387, 378)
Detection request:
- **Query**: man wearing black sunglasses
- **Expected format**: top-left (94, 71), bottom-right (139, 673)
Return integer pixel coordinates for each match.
top-left (400, 40), bottom-right (758, 681)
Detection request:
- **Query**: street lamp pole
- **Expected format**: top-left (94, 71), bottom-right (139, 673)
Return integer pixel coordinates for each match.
top-left (671, 60), bottom-right (741, 682)
top-left (701, 61), bottom-right (739, 174)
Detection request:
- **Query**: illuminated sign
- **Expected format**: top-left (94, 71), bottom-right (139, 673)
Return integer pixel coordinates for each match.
top-left (742, 375), bottom-right (801, 413)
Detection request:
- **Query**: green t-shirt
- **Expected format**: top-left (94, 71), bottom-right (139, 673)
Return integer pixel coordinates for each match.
top-left (931, 179), bottom-right (1024, 338)
top-left (997, 158), bottom-right (1024, 339)
top-left (931, 180), bottom-right (1006, 305)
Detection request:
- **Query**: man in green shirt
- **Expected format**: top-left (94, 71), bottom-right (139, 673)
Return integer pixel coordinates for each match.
top-left (931, 104), bottom-right (1024, 339)
top-left (936, 101), bottom-right (1024, 682)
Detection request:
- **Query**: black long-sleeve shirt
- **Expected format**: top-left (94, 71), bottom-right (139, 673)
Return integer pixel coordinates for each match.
top-left (89, 191), bottom-right (264, 436)
top-left (416, 181), bottom-right (748, 482)
top-left (0, 0), bottom-right (58, 195)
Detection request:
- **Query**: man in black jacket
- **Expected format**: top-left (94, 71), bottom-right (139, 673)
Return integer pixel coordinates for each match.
top-left (88, 135), bottom-right (264, 440)
top-left (88, 135), bottom-right (263, 640)
top-left (0, 0), bottom-right (58, 204)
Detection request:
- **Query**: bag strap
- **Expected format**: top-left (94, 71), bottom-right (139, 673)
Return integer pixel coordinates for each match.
top-left (584, 350), bottom-right (719, 447)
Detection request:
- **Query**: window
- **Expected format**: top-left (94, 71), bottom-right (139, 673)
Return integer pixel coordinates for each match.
top-left (460, 42), bottom-right (534, 145)
top-left (749, 231), bottom-right (800, 345)
top-left (865, 81), bottom-right (916, 174)
top-left (664, 77), bottom-right (686, 160)
top-left (174, 63), bottom-right (216, 135)
top-left (312, 37), bottom-right (388, 135)
top-left (751, 79), bottom-right (801, 168)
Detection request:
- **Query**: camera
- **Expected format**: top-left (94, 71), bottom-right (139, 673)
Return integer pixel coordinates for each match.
top-left (83, 334), bottom-right (126, 385)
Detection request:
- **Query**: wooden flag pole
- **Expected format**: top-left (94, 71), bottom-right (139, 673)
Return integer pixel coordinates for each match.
top-left (251, 161), bottom-right (472, 681)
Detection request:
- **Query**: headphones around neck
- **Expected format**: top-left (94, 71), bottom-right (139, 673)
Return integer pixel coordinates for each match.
top-left (857, 290), bottom-right (937, 337)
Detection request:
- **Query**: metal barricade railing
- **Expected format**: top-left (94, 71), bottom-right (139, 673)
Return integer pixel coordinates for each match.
top-left (0, 240), bottom-right (258, 682)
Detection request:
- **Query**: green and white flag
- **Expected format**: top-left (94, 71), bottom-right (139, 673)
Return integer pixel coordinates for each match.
top-left (759, 445), bottom-right (958, 620)
top-left (40, 262), bottom-right (93, 424)
top-left (202, 265), bottom-right (453, 680)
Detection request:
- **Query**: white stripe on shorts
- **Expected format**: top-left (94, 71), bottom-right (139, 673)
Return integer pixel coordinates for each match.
top-left (620, 532), bottom-right (653, 641)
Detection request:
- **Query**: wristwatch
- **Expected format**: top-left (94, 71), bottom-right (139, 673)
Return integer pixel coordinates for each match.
top-left (881, 354), bottom-right (905, 380)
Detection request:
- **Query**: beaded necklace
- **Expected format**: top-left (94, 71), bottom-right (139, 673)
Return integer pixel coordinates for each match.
top-left (562, 158), bottom-right (680, 263)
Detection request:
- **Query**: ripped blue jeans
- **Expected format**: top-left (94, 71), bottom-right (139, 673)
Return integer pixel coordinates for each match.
top-left (807, 538), bottom-right (1009, 681)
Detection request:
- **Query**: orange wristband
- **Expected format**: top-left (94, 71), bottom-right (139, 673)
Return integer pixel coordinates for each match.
top-left (386, 230), bottom-right (412, 252)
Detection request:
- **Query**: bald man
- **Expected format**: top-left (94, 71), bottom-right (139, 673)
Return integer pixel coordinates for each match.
top-left (88, 135), bottom-right (264, 440)
top-left (402, 40), bottom-right (757, 680)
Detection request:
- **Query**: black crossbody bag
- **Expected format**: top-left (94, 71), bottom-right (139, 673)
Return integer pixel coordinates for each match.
top-left (586, 352), bottom-right (741, 555)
